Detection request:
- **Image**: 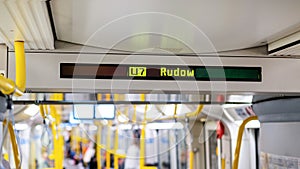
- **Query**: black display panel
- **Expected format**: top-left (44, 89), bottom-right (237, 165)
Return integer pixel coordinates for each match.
top-left (60, 63), bottom-right (262, 82)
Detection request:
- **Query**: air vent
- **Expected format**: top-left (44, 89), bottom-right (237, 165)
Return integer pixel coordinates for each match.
top-left (269, 31), bottom-right (300, 56)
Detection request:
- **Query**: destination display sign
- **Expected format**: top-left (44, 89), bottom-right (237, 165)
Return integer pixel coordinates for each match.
top-left (60, 63), bottom-right (262, 82)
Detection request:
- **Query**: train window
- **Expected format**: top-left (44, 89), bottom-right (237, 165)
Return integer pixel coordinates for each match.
top-left (95, 104), bottom-right (115, 119)
top-left (73, 104), bottom-right (94, 119)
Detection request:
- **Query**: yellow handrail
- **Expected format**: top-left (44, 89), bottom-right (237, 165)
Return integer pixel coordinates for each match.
top-left (186, 104), bottom-right (204, 117)
top-left (96, 124), bottom-right (102, 169)
top-left (222, 158), bottom-right (226, 169)
top-left (106, 121), bottom-right (112, 169)
top-left (149, 104), bottom-right (204, 122)
top-left (0, 41), bottom-right (25, 96)
top-left (0, 75), bottom-right (15, 95)
top-left (14, 41), bottom-right (26, 93)
top-left (140, 124), bottom-right (146, 169)
top-left (232, 116), bottom-right (258, 169)
top-left (140, 104), bottom-right (148, 169)
top-left (3, 120), bottom-right (21, 169)
top-left (189, 151), bottom-right (194, 169)
top-left (188, 105), bottom-right (204, 169)
top-left (0, 75), bottom-right (23, 96)
top-left (47, 94), bottom-right (64, 169)
top-left (39, 105), bottom-right (46, 119)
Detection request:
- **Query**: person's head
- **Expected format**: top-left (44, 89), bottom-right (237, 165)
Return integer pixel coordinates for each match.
top-left (133, 129), bottom-right (140, 139)
top-left (132, 129), bottom-right (140, 145)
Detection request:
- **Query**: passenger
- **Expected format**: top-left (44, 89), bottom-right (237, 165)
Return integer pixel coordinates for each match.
top-left (83, 142), bottom-right (96, 165)
top-left (102, 153), bottom-right (114, 169)
top-left (88, 154), bottom-right (97, 169)
top-left (162, 161), bottom-right (170, 169)
top-left (180, 150), bottom-right (187, 169)
top-left (118, 157), bottom-right (125, 169)
top-left (124, 130), bottom-right (140, 169)
top-left (35, 159), bottom-right (39, 169)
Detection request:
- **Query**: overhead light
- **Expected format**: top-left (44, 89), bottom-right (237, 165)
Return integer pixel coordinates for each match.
top-left (222, 104), bottom-right (251, 109)
top-left (95, 104), bottom-right (115, 119)
top-left (146, 122), bottom-right (184, 130)
top-left (14, 123), bottom-right (29, 130)
top-left (24, 105), bottom-right (39, 116)
top-left (89, 125), bottom-right (98, 131)
top-left (227, 95), bottom-right (253, 103)
top-left (117, 114), bottom-right (129, 123)
top-left (73, 105), bottom-right (94, 119)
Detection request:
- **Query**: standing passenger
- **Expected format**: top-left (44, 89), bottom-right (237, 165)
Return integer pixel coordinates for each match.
top-left (124, 130), bottom-right (140, 169)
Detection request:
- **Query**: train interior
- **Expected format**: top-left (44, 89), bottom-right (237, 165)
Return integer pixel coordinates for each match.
top-left (1, 1), bottom-right (300, 169)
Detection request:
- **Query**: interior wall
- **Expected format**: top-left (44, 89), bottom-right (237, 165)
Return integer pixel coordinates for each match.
top-left (260, 122), bottom-right (300, 157)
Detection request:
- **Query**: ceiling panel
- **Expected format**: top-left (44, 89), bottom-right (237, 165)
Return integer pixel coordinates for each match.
top-left (52, 0), bottom-right (300, 54)
top-left (0, 0), bottom-right (54, 50)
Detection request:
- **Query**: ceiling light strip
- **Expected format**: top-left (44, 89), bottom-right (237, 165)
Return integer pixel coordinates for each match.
top-left (30, 0), bottom-right (54, 49)
top-left (5, 0), bottom-right (36, 49)
top-left (18, 0), bottom-right (46, 49)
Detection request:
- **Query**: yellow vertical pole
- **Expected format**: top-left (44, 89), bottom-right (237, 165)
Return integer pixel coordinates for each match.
top-left (105, 93), bottom-right (112, 169)
top-left (140, 125), bottom-right (145, 169)
top-left (97, 94), bottom-right (102, 101)
top-left (114, 94), bottom-right (119, 169)
top-left (96, 93), bottom-right (103, 169)
top-left (106, 121), bottom-right (112, 169)
top-left (3, 120), bottom-right (21, 169)
top-left (140, 94), bottom-right (146, 102)
top-left (14, 41), bottom-right (26, 93)
top-left (106, 94), bottom-right (111, 101)
top-left (140, 100), bottom-right (147, 169)
top-left (125, 107), bottom-right (129, 120)
top-left (221, 158), bottom-right (226, 169)
top-left (50, 105), bottom-right (59, 169)
top-left (39, 105), bottom-right (46, 119)
top-left (58, 129), bottom-right (64, 168)
top-left (114, 94), bottom-right (119, 102)
top-left (133, 105), bottom-right (137, 123)
top-left (97, 124), bottom-right (102, 169)
top-left (114, 126), bottom-right (119, 169)
top-left (189, 151), bottom-right (194, 169)
top-left (174, 104), bottom-right (178, 117)
top-left (49, 115), bottom-right (58, 167)
top-left (49, 94), bottom-right (64, 169)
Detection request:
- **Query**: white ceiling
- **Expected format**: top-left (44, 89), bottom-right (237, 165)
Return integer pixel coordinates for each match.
top-left (52, 0), bottom-right (300, 53)
top-left (0, 0), bottom-right (54, 50)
